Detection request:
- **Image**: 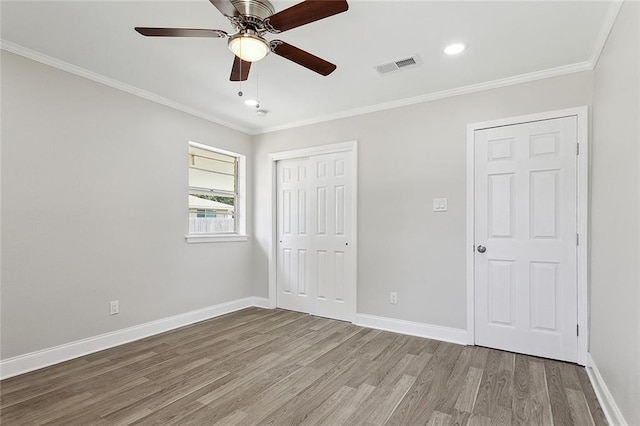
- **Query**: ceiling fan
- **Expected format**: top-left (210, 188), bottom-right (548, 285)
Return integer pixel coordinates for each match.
top-left (135, 0), bottom-right (348, 81)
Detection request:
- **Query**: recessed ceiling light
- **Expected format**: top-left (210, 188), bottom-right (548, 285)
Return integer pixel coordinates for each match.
top-left (444, 43), bottom-right (466, 55)
top-left (244, 99), bottom-right (260, 107)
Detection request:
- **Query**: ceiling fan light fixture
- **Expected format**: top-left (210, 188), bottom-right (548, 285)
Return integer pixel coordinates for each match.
top-left (229, 31), bottom-right (269, 62)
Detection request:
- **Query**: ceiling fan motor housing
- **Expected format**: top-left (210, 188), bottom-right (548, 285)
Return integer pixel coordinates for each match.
top-left (231, 0), bottom-right (275, 25)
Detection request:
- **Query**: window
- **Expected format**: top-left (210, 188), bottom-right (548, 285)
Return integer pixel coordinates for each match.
top-left (187, 142), bottom-right (246, 243)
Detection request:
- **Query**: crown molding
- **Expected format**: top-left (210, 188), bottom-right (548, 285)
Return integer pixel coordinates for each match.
top-left (3, 0), bottom-right (623, 139)
top-left (589, 0), bottom-right (624, 68)
top-left (258, 60), bottom-right (593, 134)
top-left (0, 40), bottom-right (255, 135)
top-left (255, 0), bottom-right (623, 135)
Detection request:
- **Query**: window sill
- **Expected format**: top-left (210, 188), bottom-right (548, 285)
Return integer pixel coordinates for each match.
top-left (185, 234), bottom-right (249, 244)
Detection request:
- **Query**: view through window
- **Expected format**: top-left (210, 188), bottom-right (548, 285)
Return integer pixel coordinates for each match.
top-left (188, 143), bottom-right (238, 234)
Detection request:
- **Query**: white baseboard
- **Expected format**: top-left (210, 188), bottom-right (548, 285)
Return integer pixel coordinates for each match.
top-left (0, 296), bottom-right (271, 380)
top-left (586, 353), bottom-right (628, 426)
top-left (251, 296), bottom-right (271, 309)
top-left (355, 313), bottom-right (468, 345)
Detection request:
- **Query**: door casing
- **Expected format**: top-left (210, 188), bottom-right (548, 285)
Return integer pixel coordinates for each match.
top-left (268, 141), bottom-right (358, 321)
top-left (466, 107), bottom-right (588, 365)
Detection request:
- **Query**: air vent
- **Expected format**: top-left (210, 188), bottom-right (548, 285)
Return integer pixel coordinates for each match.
top-left (375, 55), bottom-right (423, 76)
top-left (395, 58), bottom-right (416, 67)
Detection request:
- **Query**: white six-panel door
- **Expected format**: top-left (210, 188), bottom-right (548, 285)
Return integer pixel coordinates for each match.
top-left (277, 158), bottom-right (312, 314)
top-left (277, 151), bottom-right (355, 322)
top-left (474, 116), bottom-right (578, 362)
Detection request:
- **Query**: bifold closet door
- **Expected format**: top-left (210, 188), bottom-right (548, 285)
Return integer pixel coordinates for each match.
top-left (277, 151), bottom-right (355, 322)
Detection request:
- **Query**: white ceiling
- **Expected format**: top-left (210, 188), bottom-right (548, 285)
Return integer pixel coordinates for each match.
top-left (1, 1), bottom-right (615, 134)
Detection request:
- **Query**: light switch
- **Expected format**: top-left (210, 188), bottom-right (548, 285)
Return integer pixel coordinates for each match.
top-left (433, 198), bottom-right (448, 212)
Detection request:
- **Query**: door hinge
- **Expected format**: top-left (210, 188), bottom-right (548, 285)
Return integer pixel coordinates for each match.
top-left (577, 143), bottom-right (580, 155)
top-left (577, 324), bottom-right (579, 336)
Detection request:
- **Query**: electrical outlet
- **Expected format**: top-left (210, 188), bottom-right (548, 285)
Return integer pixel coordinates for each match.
top-left (390, 292), bottom-right (398, 304)
top-left (110, 301), bottom-right (119, 315)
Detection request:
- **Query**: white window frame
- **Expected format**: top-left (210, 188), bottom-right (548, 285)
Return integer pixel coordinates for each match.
top-left (186, 141), bottom-right (247, 243)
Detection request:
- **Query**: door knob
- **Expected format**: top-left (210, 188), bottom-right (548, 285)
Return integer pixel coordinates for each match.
top-left (477, 245), bottom-right (487, 253)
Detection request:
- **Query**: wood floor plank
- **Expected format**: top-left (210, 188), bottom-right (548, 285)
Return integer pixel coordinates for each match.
top-left (259, 356), bottom-right (370, 424)
top-left (195, 352), bottom-right (283, 405)
top-left (307, 328), bottom-right (381, 369)
top-left (491, 405), bottom-right (512, 426)
top-left (0, 308), bottom-right (606, 426)
top-left (567, 387), bottom-right (596, 426)
top-left (104, 363), bottom-right (231, 423)
top-left (321, 382), bottom-right (376, 425)
top-left (212, 409), bottom-right (249, 426)
top-left (403, 349), bottom-right (434, 378)
top-left (469, 346), bottom-right (490, 369)
top-left (426, 410), bottom-right (452, 426)
top-left (454, 366), bottom-right (484, 413)
top-left (436, 345), bottom-right (475, 413)
top-left (559, 361), bottom-right (583, 391)
top-left (343, 352), bottom-right (424, 423)
top-left (511, 353), bottom-right (531, 425)
top-left (225, 365), bottom-right (331, 424)
top-left (448, 409), bottom-right (472, 426)
top-left (385, 341), bottom-right (463, 425)
top-left (467, 412), bottom-right (493, 426)
top-left (191, 358), bottom-right (305, 422)
top-left (356, 336), bottom-right (417, 388)
top-left (471, 349), bottom-right (513, 418)
top-left (226, 328), bottom-right (368, 424)
top-left (298, 384), bottom-right (357, 426)
top-left (0, 359), bottom-right (124, 410)
top-left (1, 350), bottom-right (154, 414)
top-left (128, 373), bottom-right (236, 425)
top-left (42, 411), bottom-right (109, 425)
top-left (545, 359), bottom-right (574, 425)
top-left (0, 390), bottom-right (95, 425)
top-left (366, 374), bottom-right (417, 425)
top-left (528, 360), bottom-right (554, 426)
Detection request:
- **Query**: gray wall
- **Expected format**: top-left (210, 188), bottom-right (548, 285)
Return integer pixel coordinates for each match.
top-left (4, 15), bottom-right (638, 423)
top-left (591, 2), bottom-right (640, 424)
top-left (1, 51), bottom-right (254, 359)
top-left (2, 11), bottom-right (638, 421)
top-left (253, 71), bottom-right (593, 329)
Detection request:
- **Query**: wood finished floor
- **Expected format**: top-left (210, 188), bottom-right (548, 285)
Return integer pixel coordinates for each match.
top-left (1, 308), bottom-right (606, 425)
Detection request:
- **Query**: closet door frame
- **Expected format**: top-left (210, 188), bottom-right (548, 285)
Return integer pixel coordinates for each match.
top-left (268, 140), bottom-right (358, 321)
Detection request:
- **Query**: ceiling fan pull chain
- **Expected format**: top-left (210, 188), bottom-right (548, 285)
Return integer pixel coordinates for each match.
top-left (238, 42), bottom-right (243, 96)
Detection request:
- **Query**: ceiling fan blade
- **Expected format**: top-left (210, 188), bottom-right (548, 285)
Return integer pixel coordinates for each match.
top-left (270, 40), bottom-right (336, 76)
top-left (135, 27), bottom-right (227, 38)
top-left (209, 0), bottom-right (241, 18)
top-left (266, 0), bottom-right (348, 33)
top-left (230, 56), bottom-right (252, 81)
